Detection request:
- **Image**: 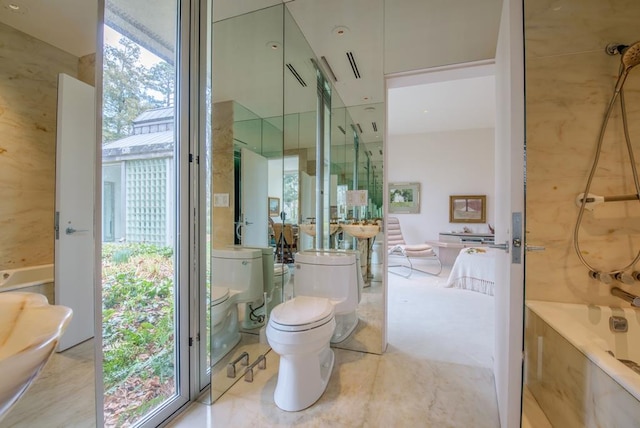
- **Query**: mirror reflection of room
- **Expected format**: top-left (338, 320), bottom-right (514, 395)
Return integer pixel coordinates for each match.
top-left (209, 1), bottom-right (385, 404)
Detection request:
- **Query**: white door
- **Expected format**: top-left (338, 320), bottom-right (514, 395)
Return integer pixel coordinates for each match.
top-left (241, 148), bottom-right (268, 246)
top-left (54, 74), bottom-right (96, 351)
top-left (494, 0), bottom-right (525, 426)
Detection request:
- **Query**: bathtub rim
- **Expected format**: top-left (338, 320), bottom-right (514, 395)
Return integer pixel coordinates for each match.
top-left (0, 264), bottom-right (54, 292)
top-left (527, 299), bottom-right (640, 403)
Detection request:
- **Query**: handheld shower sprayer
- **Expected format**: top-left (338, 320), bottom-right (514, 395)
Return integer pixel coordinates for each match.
top-left (607, 42), bottom-right (640, 93)
top-left (574, 41), bottom-right (640, 276)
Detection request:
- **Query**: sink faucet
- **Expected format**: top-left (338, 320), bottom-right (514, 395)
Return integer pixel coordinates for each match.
top-left (611, 287), bottom-right (640, 307)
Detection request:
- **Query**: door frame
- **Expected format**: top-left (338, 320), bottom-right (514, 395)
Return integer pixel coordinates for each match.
top-left (383, 20), bottom-right (525, 425)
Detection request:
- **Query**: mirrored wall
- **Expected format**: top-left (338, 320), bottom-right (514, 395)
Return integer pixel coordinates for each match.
top-left (210, 1), bottom-right (385, 402)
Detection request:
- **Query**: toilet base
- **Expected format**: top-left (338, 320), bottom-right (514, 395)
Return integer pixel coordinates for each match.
top-left (273, 346), bottom-right (334, 412)
top-left (211, 305), bottom-right (241, 366)
top-left (331, 311), bottom-right (358, 343)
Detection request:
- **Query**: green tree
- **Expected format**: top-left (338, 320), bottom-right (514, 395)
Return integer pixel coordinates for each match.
top-left (103, 37), bottom-right (151, 142)
top-left (146, 62), bottom-right (175, 107)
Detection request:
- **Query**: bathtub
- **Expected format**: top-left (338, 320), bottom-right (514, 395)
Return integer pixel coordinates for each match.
top-left (526, 300), bottom-right (640, 427)
top-left (0, 264), bottom-right (54, 292)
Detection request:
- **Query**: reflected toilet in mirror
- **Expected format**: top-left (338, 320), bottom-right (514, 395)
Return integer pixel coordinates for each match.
top-left (210, 247), bottom-right (264, 365)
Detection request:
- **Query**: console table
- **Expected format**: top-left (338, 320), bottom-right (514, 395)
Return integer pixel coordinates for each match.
top-left (425, 232), bottom-right (495, 266)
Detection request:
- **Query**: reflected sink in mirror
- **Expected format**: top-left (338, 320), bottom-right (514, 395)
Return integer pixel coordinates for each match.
top-left (299, 223), bottom-right (340, 237)
top-left (0, 292), bottom-right (72, 422)
top-left (341, 224), bottom-right (381, 239)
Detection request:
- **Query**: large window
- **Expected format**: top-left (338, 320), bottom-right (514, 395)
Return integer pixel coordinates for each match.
top-left (100, 0), bottom-right (194, 425)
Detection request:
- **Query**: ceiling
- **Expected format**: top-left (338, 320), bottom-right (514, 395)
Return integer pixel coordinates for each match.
top-left (0, 0), bottom-right (501, 141)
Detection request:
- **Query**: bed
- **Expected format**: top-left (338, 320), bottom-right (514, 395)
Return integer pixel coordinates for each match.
top-left (445, 247), bottom-right (497, 295)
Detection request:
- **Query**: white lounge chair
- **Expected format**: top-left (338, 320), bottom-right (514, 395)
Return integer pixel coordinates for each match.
top-left (387, 217), bottom-right (442, 277)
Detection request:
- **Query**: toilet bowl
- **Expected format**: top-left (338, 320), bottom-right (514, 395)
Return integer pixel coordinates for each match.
top-left (210, 247), bottom-right (263, 364)
top-left (266, 251), bottom-right (359, 411)
top-left (210, 287), bottom-right (240, 365)
top-left (266, 296), bottom-right (336, 412)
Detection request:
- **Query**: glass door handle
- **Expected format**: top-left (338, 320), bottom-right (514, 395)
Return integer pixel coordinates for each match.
top-left (65, 226), bottom-right (88, 235)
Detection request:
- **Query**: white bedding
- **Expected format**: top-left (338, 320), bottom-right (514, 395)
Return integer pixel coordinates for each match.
top-left (445, 247), bottom-right (496, 295)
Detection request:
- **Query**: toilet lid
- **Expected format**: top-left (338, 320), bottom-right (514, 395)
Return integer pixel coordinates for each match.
top-left (270, 296), bottom-right (334, 332)
top-left (211, 286), bottom-right (229, 306)
top-left (212, 247), bottom-right (262, 260)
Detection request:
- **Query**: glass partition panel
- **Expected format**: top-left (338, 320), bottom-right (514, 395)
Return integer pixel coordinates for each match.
top-left (284, 7), bottom-right (318, 252)
top-left (210, 4), bottom-right (284, 402)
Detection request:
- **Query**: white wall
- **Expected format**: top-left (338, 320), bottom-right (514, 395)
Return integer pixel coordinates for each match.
top-left (268, 158), bottom-right (283, 201)
top-left (387, 128), bottom-right (495, 243)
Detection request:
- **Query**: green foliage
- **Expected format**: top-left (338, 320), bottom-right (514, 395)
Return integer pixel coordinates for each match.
top-left (101, 242), bottom-right (175, 393)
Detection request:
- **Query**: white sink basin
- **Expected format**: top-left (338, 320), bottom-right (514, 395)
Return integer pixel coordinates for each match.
top-left (341, 224), bottom-right (381, 239)
top-left (298, 223), bottom-right (340, 236)
top-left (0, 292), bottom-right (72, 422)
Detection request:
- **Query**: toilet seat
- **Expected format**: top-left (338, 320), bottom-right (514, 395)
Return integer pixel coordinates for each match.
top-left (269, 296), bottom-right (334, 332)
top-left (211, 286), bottom-right (230, 306)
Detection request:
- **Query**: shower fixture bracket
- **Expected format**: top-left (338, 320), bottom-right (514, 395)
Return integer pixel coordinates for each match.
top-left (576, 192), bottom-right (639, 211)
top-left (606, 43), bottom-right (628, 56)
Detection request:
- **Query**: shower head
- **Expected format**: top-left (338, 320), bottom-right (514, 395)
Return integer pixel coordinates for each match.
top-left (621, 42), bottom-right (640, 71)
top-left (613, 41), bottom-right (640, 94)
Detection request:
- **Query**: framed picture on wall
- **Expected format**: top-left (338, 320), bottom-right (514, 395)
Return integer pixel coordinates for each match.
top-left (389, 182), bottom-right (420, 214)
top-left (268, 197), bottom-right (280, 217)
top-left (449, 195), bottom-right (486, 223)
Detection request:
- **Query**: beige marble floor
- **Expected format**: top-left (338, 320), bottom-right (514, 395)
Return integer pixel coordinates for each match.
top-left (2, 339), bottom-right (96, 428)
top-left (169, 268), bottom-right (503, 427)
top-left (0, 269), bottom-right (553, 428)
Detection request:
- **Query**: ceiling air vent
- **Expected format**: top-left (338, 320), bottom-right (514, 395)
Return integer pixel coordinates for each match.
top-left (356, 123), bottom-right (363, 133)
top-left (346, 51), bottom-right (361, 79)
top-left (321, 56), bottom-right (338, 82)
top-left (286, 63), bottom-right (307, 87)
top-left (372, 122), bottom-right (378, 132)
top-left (338, 125), bottom-right (346, 135)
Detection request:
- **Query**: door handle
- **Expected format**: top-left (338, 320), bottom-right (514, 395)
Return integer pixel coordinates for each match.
top-left (489, 241), bottom-right (510, 253)
top-left (66, 227), bottom-right (88, 235)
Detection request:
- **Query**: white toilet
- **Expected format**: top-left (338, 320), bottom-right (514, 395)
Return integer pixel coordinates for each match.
top-left (266, 251), bottom-right (360, 411)
top-left (210, 247), bottom-right (263, 365)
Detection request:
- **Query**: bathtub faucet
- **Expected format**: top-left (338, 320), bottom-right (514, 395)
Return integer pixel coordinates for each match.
top-left (611, 287), bottom-right (640, 307)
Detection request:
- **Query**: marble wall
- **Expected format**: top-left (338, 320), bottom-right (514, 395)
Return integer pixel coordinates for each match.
top-left (212, 101), bottom-right (235, 247)
top-left (525, 308), bottom-right (640, 427)
top-left (0, 23), bottom-right (79, 269)
top-left (525, 0), bottom-right (640, 305)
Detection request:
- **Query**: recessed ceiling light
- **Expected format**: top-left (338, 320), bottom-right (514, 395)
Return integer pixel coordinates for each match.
top-left (423, 109), bottom-right (429, 113)
top-left (332, 26), bottom-right (350, 37)
top-left (364, 107), bottom-right (375, 112)
top-left (266, 41), bottom-right (281, 50)
top-left (4, 2), bottom-right (26, 13)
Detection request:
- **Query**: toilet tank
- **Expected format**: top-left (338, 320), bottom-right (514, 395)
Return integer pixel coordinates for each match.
top-left (294, 251), bottom-right (358, 313)
top-left (308, 249), bottom-right (364, 303)
top-left (232, 245), bottom-right (275, 296)
top-left (212, 247), bottom-right (263, 303)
